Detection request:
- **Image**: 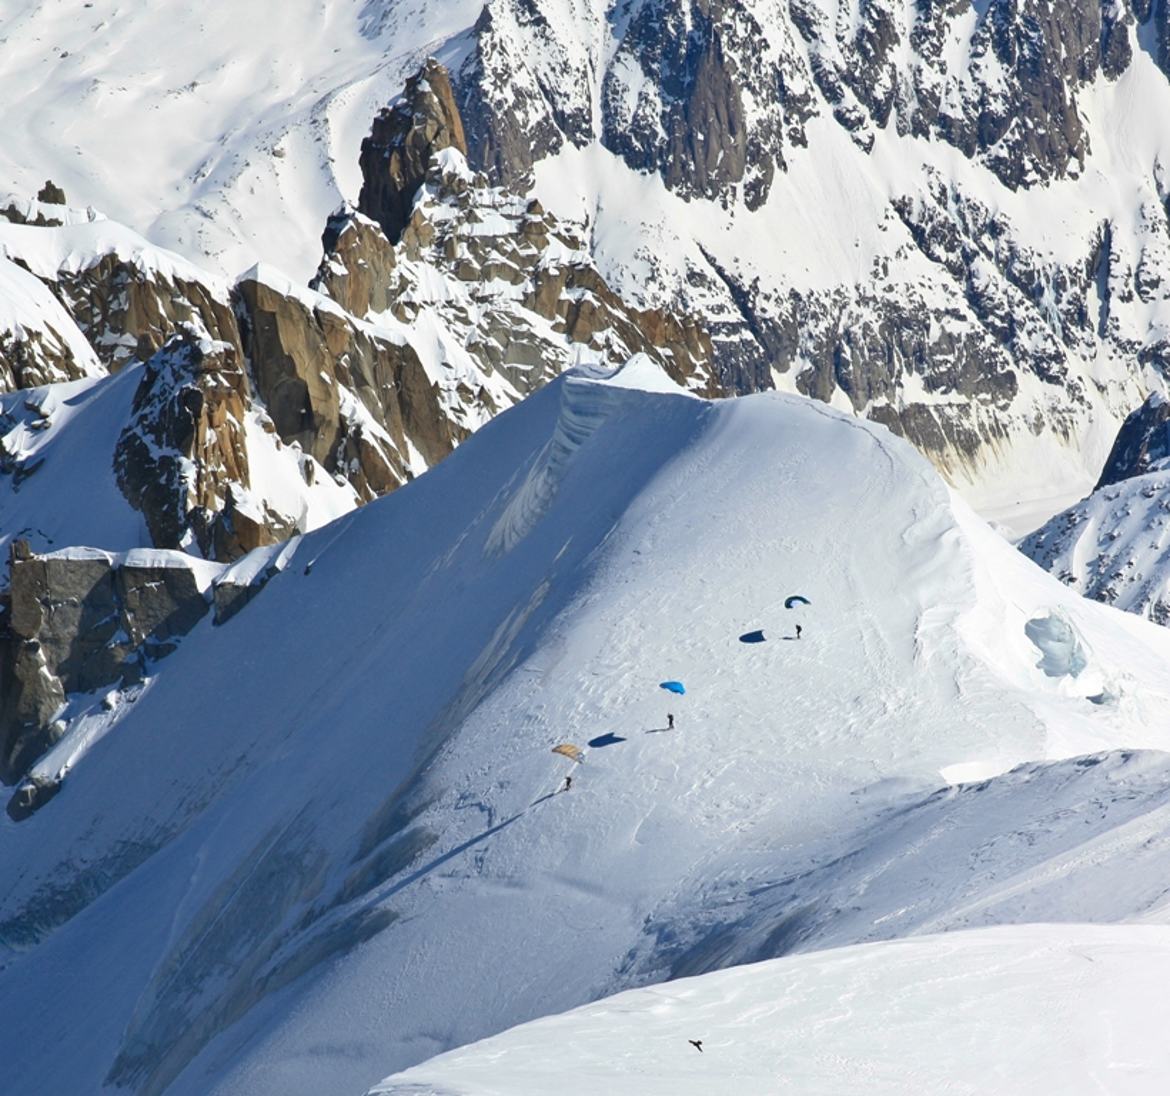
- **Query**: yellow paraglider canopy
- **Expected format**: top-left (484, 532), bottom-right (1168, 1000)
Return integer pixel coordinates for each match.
top-left (551, 743), bottom-right (584, 764)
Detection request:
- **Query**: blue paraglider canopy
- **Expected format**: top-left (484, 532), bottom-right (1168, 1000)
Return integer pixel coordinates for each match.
top-left (659, 680), bottom-right (686, 695)
top-left (784, 595), bottom-right (811, 609)
top-left (739, 629), bottom-right (766, 643)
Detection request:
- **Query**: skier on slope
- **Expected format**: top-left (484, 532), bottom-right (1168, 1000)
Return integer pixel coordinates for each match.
top-left (560, 774), bottom-right (572, 793)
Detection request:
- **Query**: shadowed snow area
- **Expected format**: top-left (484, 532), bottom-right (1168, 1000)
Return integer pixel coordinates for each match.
top-left (2, 363), bottom-right (1170, 1096)
top-left (375, 924), bottom-right (1170, 1096)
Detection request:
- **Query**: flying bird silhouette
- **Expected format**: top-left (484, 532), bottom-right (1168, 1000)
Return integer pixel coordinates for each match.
top-left (689, 1039), bottom-right (703, 1053)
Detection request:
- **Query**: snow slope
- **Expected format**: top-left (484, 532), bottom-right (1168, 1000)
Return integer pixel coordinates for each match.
top-left (376, 923), bottom-right (1170, 1096)
top-left (3, 366), bottom-right (1170, 1096)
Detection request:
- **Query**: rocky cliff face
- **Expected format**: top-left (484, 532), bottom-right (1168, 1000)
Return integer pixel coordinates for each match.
top-left (0, 541), bottom-right (211, 787)
top-left (237, 270), bottom-right (451, 500)
top-left (334, 63), bottom-right (714, 401)
top-left (1021, 394), bottom-right (1170, 625)
top-left (358, 59), bottom-right (470, 244)
top-left (1093, 393), bottom-right (1170, 489)
top-left (114, 325), bottom-right (294, 560)
top-left (444, 0), bottom-right (1170, 486)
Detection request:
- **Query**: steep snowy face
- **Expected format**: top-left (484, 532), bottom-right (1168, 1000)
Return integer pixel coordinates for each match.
top-left (0, 61), bottom-right (716, 786)
top-left (3, 371), bottom-right (1170, 1096)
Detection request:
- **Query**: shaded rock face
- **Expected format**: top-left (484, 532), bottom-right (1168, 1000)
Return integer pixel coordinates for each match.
top-left (460, 0), bottom-right (1168, 204)
top-left (455, 1), bottom-right (577, 187)
top-left (319, 64), bottom-right (715, 406)
top-left (358, 59), bottom-right (469, 244)
top-left (1095, 393), bottom-right (1170, 488)
top-left (51, 254), bottom-right (241, 374)
top-left (114, 326), bottom-right (286, 560)
top-left (602, 0), bottom-right (814, 210)
top-left (0, 324), bottom-right (82, 391)
top-left (0, 541), bottom-right (210, 786)
top-left (0, 254), bottom-right (102, 389)
top-left (236, 274), bottom-right (450, 500)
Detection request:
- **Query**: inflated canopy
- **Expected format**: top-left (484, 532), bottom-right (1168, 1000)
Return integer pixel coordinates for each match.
top-left (659, 680), bottom-right (686, 695)
top-left (784, 595), bottom-right (811, 609)
top-left (551, 743), bottom-right (584, 764)
top-left (739, 629), bottom-right (766, 644)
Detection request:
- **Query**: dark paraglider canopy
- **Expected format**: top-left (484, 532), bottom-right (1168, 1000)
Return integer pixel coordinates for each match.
top-left (659, 680), bottom-right (686, 695)
top-left (739, 629), bottom-right (766, 643)
top-left (784, 595), bottom-right (811, 609)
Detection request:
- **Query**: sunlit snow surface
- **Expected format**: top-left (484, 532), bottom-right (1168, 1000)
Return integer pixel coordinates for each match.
top-left (376, 924), bottom-right (1170, 1096)
top-left (3, 365), bottom-right (1170, 1096)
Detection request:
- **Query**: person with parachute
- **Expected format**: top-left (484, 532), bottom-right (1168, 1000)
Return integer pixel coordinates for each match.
top-left (659, 681), bottom-right (685, 730)
top-left (551, 743), bottom-right (584, 792)
top-left (785, 594), bottom-right (810, 639)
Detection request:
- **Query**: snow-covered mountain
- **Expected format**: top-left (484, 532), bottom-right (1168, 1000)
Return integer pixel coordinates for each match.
top-left (6, 0), bottom-right (1170, 502)
top-left (1022, 392), bottom-right (1170, 623)
top-left (0, 59), bottom-right (709, 557)
top-left (6, 3), bottom-right (1170, 1094)
top-left (4, 364), bottom-right (1170, 1096)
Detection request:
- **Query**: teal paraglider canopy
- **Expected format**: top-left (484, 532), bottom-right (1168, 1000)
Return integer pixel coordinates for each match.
top-left (784, 595), bottom-right (811, 609)
top-left (659, 680), bottom-right (686, 695)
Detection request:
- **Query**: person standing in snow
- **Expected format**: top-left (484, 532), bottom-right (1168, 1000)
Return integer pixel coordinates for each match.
top-left (795, 624), bottom-right (802, 640)
top-left (560, 775), bottom-right (572, 793)
top-left (667, 712), bottom-right (675, 729)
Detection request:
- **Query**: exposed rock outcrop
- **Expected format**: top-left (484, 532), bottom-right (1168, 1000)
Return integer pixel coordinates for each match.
top-left (0, 541), bottom-right (212, 786)
top-left (236, 269), bottom-right (451, 500)
top-left (358, 59), bottom-right (469, 244)
top-left (1022, 393), bottom-right (1170, 626)
top-left (1094, 392), bottom-right (1170, 488)
top-left (114, 324), bottom-right (292, 560)
top-left (51, 253), bottom-right (241, 374)
top-left (320, 65), bottom-right (715, 400)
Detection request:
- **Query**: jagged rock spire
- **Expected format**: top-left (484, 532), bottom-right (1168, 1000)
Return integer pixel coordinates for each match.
top-left (357, 59), bottom-right (468, 244)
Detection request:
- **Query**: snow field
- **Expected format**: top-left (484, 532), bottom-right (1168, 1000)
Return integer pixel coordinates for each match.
top-left (375, 924), bottom-right (1170, 1096)
top-left (3, 366), bottom-right (1170, 1096)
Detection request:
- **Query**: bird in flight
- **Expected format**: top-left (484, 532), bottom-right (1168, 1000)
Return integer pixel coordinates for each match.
top-left (688, 1039), bottom-right (703, 1053)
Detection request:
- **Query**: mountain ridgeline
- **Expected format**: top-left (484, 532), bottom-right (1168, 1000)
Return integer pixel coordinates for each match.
top-left (0, 59), bottom-right (714, 790)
